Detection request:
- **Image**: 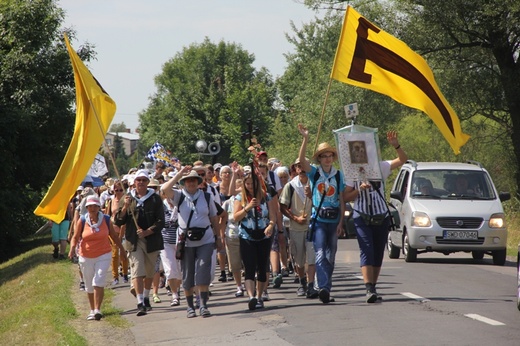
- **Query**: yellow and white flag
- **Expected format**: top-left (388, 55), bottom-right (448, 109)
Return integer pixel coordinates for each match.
top-left (331, 6), bottom-right (469, 154)
top-left (34, 34), bottom-right (116, 222)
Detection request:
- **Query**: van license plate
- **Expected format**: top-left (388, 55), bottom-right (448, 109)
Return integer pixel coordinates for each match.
top-left (443, 230), bottom-right (478, 240)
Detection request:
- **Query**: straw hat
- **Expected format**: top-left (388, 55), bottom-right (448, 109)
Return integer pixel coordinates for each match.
top-left (312, 142), bottom-right (338, 162)
top-left (178, 170), bottom-right (203, 186)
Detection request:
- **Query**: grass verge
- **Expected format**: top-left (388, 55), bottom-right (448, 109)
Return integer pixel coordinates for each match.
top-left (0, 245), bottom-right (131, 345)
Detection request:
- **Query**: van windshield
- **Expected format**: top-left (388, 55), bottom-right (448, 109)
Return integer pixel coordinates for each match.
top-left (410, 170), bottom-right (496, 200)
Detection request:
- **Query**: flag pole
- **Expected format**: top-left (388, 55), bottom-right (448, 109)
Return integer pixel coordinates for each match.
top-left (314, 78), bottom-right (334, 153)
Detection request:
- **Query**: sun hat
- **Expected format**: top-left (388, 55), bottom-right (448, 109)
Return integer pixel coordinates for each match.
top-left (77, 185), bottom-right (84, 191)
top-left (178, 170), bottom-right (203, 186)
top-left (243, 165), bottom-right (252, 174)
top-left (148, 178), bottom-right (160, 187)
top-left (213, 163), bottom-right (222, 170)
top-left (134, 169), bottom-right (150, 181)
top-left (255, 151), bottom-right (267, 158)
top-left (192, 165), bottom-right (207, 173)
top-left (312, 142), bottom-right (338, 162)
top-left (85, 195), bottom-right (101, 207)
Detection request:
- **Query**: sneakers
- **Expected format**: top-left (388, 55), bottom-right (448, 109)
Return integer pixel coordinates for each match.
top-left (94, 309), bottom-right (103, 321)
top-left (52, 248), bottom-right (59, 259)
top-left (112, 278), bottom-right (119, 286)
top-left (123, 275), bottom-right (129, 284)
top-left (366, 291), bottom-right (378, 303)
top-left (170, 296), bottom-right (180, 306)
top-left (86, 311), bottom-right (96, 320)
top-left (136, 303), bottom-right (147, 316)
top-left (318, 288), bottom-right (331, 304)
top-left (272, 274), bottom-right (283, 288)
top-left (187, 307), bottom-right (197, 318)
top-left (79, 281), bottom-right (85, 291)
top-left (293, 277), bottom-right (300, 284)
top-left (262, 290), bottom-right (270, 301)
top-left (255, 298), bottom-right (264, 309)
top-left (218, 273), bottom-right (227, 282)
top-left (306, 285), bottom-right (319, 299)
top-left (153, 293), bottom-right (161, 303)
top-left (199, 306), bottom-right (211, 317)
top-left (248, 297), bottom-right (258, 311)
top-left (144, 297), bottom-right (152, 311)
top-left (281, 268), bottom-right (290, 277)
top-left (58, 254), bottom-right (66, 260)
top-left (296, 286), bottom-right (306, 297)
top-left (227, 271), bottom-right (233, 278)
top-left (235, 288), bottom-right (244, 297)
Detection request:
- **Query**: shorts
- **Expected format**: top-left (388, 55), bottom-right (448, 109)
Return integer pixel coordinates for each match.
top-left (128, 238), bottom-right (160, 279)
top-left (225, 236), bottom-right (242, 273)
top-left (160, 243), bottom-right (182, 280)
top-left (290, 231), bottom-right (315, 267)
top-left (51, 221), bottom-right (70, 242)
top-left (78, 252), bottom-right (111, 293)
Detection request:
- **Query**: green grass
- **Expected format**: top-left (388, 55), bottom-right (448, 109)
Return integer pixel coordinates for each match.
top-left (505, 198), bottom-right (520, 258)
top-left (0, 245), bottom-right (129, 345)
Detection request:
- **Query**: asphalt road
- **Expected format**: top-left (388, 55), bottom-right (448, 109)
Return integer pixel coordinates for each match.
top-left (112, 238), bottom-right (520, 345)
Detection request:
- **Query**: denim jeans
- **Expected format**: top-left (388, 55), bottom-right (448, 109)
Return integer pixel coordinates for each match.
top-left (312, 221), bottom-right (338, 292)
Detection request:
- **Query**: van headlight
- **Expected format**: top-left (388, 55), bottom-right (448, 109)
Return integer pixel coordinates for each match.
top-left (489, 213), bottom-right (505, 228)
top-left (412, 211), bottom-right (431, 227)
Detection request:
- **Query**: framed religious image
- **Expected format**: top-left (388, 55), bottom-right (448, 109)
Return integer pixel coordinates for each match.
top-left (333, 124), bottom-right (383, 182)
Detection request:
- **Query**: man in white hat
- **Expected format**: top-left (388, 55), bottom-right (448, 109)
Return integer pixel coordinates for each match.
top-left (297, 123), bottom-right (346, 304)
top-left (115, 169), bottom-right (165, 316)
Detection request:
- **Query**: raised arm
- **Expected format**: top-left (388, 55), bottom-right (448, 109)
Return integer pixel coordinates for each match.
top-left (387, 131), bottom-right (408, 170)
top-left (297, 123), bottom-right (312, 173)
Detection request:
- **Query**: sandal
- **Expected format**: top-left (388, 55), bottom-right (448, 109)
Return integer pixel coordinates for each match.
top-left (170, 297), bottom-right (180, 306)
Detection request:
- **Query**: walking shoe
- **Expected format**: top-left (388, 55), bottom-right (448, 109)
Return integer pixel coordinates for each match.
top-left (170, 296), bottom-right (180, 306)
top-left (318, 288), bottom-right (331, 304)
top-left (123, 275), bottom-right (129, 284)
top-left (296, 286), bottom-right (306, 297)
top-left (94, 309), bottom-right (103, 321)
top-left (187, 308), bottom-right (197, 318)
top-left (199, 306), bottom-right (211, 317)
top-left (288, 262), bottom-right (294, 274)
top-left (218, 273), bottom-right (227, 282)
top-left (262, 290), bottom-right (270, 301)
top-left (248, 297), bottom-right (258, 311)
top-left (86, 311), bottom-right (96, 320)
top-left (366, 290), bottom-right (378, 303)
top-left (52, 248), bottom-right (59, 259)
top-left (144, 297), bottom-right (152, 311)
top-left (79, 281), bottom-right (85, 291)
top-left (58, 254), bottom-right (66, 260)
top-left (272, 274), bottom-right (283, 288)
top-left (281, 268), bottom-right (289, 277)
top-left (235, 288), bottom-right (244, 297)
top-left (227, 271), bottom-right (233, 278)
top-left (153, 293), bottom-right (161, 303)
top-left (293, 277), bottom-right (300, 284)
top-left (136, 303), bottom-right (147, 316)
top-left (306, 285), bottom-right (319, 299)
top-left (112, 278), bottom-right (119, 286)
top-left (255, 298), bottom-right (264, 309)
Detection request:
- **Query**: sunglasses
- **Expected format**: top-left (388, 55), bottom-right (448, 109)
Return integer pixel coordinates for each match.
top-left (198, 172), bottom-right (206, 177)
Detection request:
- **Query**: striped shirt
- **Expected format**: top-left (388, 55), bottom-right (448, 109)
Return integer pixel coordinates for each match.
top-left (347, 161), bottom-right (391, 217)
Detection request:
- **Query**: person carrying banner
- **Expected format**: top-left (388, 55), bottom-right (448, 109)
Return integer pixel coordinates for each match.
top-left (343, 131), bottom-right (407, 303)
top-left (297, 124), bottom-right (345, 304)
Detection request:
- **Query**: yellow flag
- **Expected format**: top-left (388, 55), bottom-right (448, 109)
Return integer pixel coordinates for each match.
top-left (34, 34), bottom-right (116, 222)
top-left (331, 6), bottom-right (469, 154)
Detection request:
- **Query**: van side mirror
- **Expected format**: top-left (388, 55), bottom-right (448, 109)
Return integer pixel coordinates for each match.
top-left (499, 192), bottom-right (511, 202)
top-left (390, 190), bottom-right (403, 203)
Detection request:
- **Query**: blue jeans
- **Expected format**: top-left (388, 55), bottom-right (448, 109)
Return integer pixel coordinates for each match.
top-left (312, 221), bottom-right (338, 292)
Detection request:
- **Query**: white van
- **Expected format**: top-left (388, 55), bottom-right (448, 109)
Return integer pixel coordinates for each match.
top-left (387, 160), bottom-right (510, 265)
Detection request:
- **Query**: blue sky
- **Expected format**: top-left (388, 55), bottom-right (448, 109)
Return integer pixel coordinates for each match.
top-left (59, 0), bottom-right (324, 132)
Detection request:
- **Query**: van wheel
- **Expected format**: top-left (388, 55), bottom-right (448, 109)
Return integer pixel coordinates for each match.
top-left (387, 233), bottom-right (400, 259)
top-left (492, 249), bottom-right (506, 266)
top-left (472, 251), bottom-right (484, 260)
top-left (403, 233), bottom-right (417, 262)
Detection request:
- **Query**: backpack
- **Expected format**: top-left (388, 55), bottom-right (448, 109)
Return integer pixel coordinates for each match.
top-left (80, 214), bottom-right (111, 232)
top-left (178, 191), bottom-right (211, 210)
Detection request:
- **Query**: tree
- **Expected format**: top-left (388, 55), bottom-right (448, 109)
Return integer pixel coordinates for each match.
top-left (0, 0), bottom-right (95, 261)
top-left (110, 122), bottom-right (128, 133)
top-left (138, 38), bottom-right (276, 165)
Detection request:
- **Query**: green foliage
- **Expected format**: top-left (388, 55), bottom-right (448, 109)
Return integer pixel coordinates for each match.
top-left (139, 38), bottom-right (276, 165)
top-left (0, 0), bottom-right (97, 260)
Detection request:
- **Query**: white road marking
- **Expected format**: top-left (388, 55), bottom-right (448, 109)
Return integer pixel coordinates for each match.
top-left (354, 275), bottom-right (364, 280)
top-left (464, 314), bottom-right (505, 326)
top-left (401, 292), bottom-right (431, 302)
